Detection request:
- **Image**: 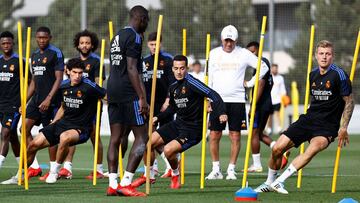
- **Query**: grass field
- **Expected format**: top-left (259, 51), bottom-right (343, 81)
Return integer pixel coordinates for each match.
top-left (0, 135), bottom-right (359, 203)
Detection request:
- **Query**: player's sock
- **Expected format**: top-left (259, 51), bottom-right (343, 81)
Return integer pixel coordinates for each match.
top-left (171, 166), bottom-right (179, 176)
top-left (50, 162), bottom-right (61, 174)
top-left (276, 164), bottom-right (297, 183)
top-left (120, 171), bottom-right (134, 187)
top-left (270, 141), bottom-right (276, 149)
top-left (227, 163), bottom-right (236, 172)
top-left (252, 154), bottom-right (262, 168)
top-left (30, 157), bottom-right (40, 169)
top-left (153, 159), bottom-right (159, 171)
top-left (143, 166), bottom-right (155, 179)
top-left (212, 161), bottom-right (220, 172)
top-left (0, 155), bottom-right (5, 168)
top-left (108, 173), bottom-right (118, 189)
top-left (15, 157), bottom-right (20, 164)
top-left (96, 164), bottom-right (103, 174)
top-left (265, 168), bottom-right (278, 185)
top-left (64, 161), bottom-right (72, 173)
top-left (161, 152), bottom-right (172, 170)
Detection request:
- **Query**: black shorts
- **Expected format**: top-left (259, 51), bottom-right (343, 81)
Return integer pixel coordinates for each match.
top-left (282, 114), bottom-right (337, 148)
top-left (156, 120), bottom-right (202, 152)
top-left (209, 103), bottom-right (247, 131)
top-left (253, 108), bottom-right (271, 130)
top-left (108, 100), bottom-right (145, 126)
top-left (0, 111), bottom-right (20, 132)
top-left (272, 103), bottom-right (281, 112)
top-left (26, 99), bottom-right (59, 126)
top-left (40, 122), bottom-right (90, 147)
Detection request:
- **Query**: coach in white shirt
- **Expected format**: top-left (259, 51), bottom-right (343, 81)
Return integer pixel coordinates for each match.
top-left (206, 25), bottom-right (269, 180)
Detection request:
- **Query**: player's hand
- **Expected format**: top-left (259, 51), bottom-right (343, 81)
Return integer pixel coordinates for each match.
top-left (38, 97), bottom-right (51, 112)
top-left (338, 127), bottom-right (349, 148)
top-left (153, 116), bottom-right (158, 125)
top-left (138, 97), bottom-right (149, 116)
top-left (243, 80), bottom-right (249, 88)
top-left (207, 103), bottom-right (213, 113)
top-left (219, 114), bottom-right (228, 123)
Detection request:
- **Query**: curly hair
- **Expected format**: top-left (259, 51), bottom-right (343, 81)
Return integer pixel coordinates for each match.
top-left (73, 29), bottom-right (99, 52)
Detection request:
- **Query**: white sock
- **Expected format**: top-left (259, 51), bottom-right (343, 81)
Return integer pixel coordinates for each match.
top-left (50, 162), bottom-right (61, 174)
top-left (276, 164), bottom-right (297, 183)
top-left (30, 157), bottom-right (40, 169)
top-left (270, 141), bottom-right (276, 149)
top-left (144, 166), bottom-right (155, 179)
top-left (265, 168), bottom-right (278, 185)
top-left (108, 173), bottom-right (118, 189)
top-left (161, 152), bottom-right (171, 169)
top-left (64, 161), bottom-right (72, 172)
top-left (15, 157), bottom-right (20, 164)
top-left (213, 161), bottom-right (220, 172)
top-left (0, 155), bottom-right (5, 168)
top-left (96, 164), bottom-right (103, 174)
top-left (227, 163), bottom-right (236, 172)
top-left (120, 171), bottom-right (134, 187)
top-left (172, 166), bottom-right (179, 176)
top-left (252, 154), bottom-right (262, 168)
top-left (153, 159), bottom-right (159, 171)
top-left (176, 153), bottom-right (181, 160)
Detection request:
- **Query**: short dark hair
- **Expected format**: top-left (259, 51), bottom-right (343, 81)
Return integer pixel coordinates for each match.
top-left (148, 32), bottom-right (162, 42)
top-left (73, 29), bottom-right (99, 52)
top-left (173, 55), bottom-right (188, 67)
top-left (36, 26), bottom-right (51, 35)
top-left (129, 5), bottom-right (149, 19)
top-left (66, 58), bottom-right (85, 71)
top-left (0, 31), bottom-right (14, 40)
top-left (246, 41), bottom-right (259, 49)
top-left (193, 60), bottom-right (201, 66)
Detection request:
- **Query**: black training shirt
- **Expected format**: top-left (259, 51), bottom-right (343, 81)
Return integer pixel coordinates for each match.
top-left (80, 53), bottom-right (106, 82)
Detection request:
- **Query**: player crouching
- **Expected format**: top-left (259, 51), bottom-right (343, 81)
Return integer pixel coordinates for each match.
top-left (132, 55), bottom-right (227, 189)
top-left (26, 58), bottom-right (105, 183)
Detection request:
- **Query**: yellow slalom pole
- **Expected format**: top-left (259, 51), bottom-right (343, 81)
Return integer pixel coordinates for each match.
top-left (241, 16), bottom-right (267, 188)
top-left (108, 21), bottom-right (124, 180)
top-left (17, 22), bottom-right (25, 186)
top-left (180, 28), bottom-right (186, 185)
top-left (21, 27), bottom-right (31, 190)
top-left (331, 29), bottom-right (359, 193)
top-left (297, 25), bottom-right (315, 189)
top-left (93, 39), bottom-right (105, 185)
top-left (291, 82), bottom-right (299, 122)
top-left (146, 15), bottom-right (163, 195)
top-left (200, 34), bottom-right (211, 189)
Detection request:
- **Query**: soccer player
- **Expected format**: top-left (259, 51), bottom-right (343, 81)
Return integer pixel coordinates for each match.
top-left (132, 55), bottom-right (227, 189)
top-left (25, 27), bottom-right (64, 180)
top-left (106, 5), bottom-right (150, 197)
top-left (255, 40), bottom-right (354, 194)
top-left (244, 41), bottom-right (276, 173)
top-left (0, 31), bottom-right (23, 183)
top-left (58, 29), bottom-right (106, 180)
top-left (26, 58), bottom-right (106, 184)
top-left (142, 31), bottom-right (175, 178)
top-left (189, 60), bottom-right (204, 82)
top-left (266, 63), bottom-right (287, 134)
top-left (206, 25), bottom-right (269, 180)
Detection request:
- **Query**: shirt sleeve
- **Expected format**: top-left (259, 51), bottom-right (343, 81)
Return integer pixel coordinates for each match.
top-left (85, 79), bottom-right (106, 98)
top-left (279, 76), bottom-right (287, 96)
top-left (125, 31), bottom-right (142, 59)
top-left (54, 50), bottom-right (65, 71)
top-left (208, 50), bottom-right (215, 88)
top-left (338, 70), bottom-right (352, 96)
top-left (245, 49), bottom-right (269, 87)
top-left (156, 88), bottom-right (175, 121)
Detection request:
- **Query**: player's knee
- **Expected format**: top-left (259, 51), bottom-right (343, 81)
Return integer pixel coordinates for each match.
top-left (271, 145), bottom-right (284, 158)
top-left (163, 146), bottom-right (174, 159)
top-left (59, 135), bottom-right (72, 145)
top-left (132, 142), bottom-right (146, 158)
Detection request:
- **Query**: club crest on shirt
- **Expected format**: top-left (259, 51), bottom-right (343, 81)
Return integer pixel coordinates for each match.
top-left (86, 64), bottom-right (91, 71)
top-left (145, 62), bottom-right (150, 70)
top-left (32, 60), bottom-right (35, 65)
top-left (76, 90), bottom-right (82, 98)
top-left (5, 121), bottom-right (11, 127)
top-left (181, 86), bottom-right (186, 94)
top-left (173, 90), bottom-right (177, 97)
top-left (42, 57), bottom-right (47, 64)
top-left (325, 80), bottom-right (331, 89)
top-left (241, 120), bottom-right (247, 128)
top-left (312, 82), bottom-right (316, 87)
top-left (9, 64), bottom-right (15, 72)
top-left (63, 90), bottom-right (68, 95)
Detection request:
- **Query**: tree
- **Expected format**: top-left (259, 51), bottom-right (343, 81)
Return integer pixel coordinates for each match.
top-left (1, 0), bottom-right (25, 30)
top-left (147, 0), bottom-right (259, 59)
top-left (32, 0), bottom-right (128, 57)
top-left (287, 0), bottom-right (360, 102)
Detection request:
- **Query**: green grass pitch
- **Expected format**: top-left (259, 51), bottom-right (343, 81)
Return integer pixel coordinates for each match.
top-left (0, 135), bottom-right (359, 203)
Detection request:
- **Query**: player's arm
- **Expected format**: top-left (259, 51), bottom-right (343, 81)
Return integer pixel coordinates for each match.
top-left (26, 75), bottom-right (35, 101)
top-left (244, 52), bottom-right (269, 88)
top-left (51, 103), bottom-right (65, 124)
top-left (38, 70), bottom-right (63, 112)
top-left (127, 57), bottom-right (148, 115)
top-left (338, 94), bottom-right (354, 147)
